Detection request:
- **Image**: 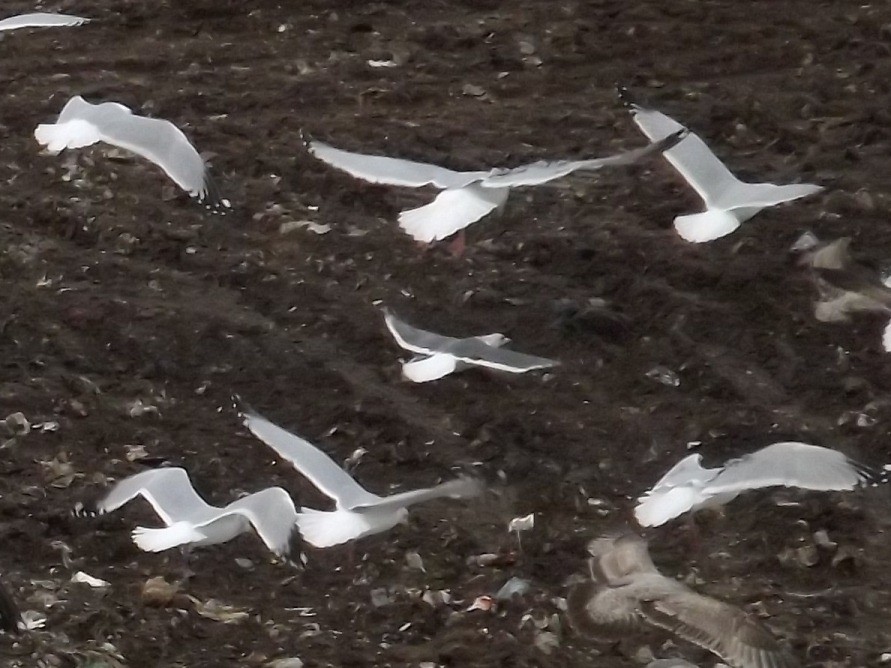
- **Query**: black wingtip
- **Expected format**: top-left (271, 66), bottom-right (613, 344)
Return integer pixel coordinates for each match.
top-left (200, 173), bottom-right (232, 216)
top-left (616, 84), bottom-right (635, 109)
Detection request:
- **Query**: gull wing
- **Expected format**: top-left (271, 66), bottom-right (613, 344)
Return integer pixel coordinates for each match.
top-left (634, 455), bottom-right (721, 526)
top-left (397, 184), bottom-right (510, 241)
top-left (225, 487), bottom-right (299, 556)
top-left (239, 408), bottom-right (381, 508)
top-left (704, 442), bottom-right (876, 496)
top-left (35, 96), bottom-right (222, 207)
top-left (306, 138), bottom-right (486, 189)
top-left (481, 129), bottom-right (688, 188)
top-left (382, 309), bottom-right (460, 355)
top-left (96, 468), bottom-right (214, 525)
top-left (353, 475), bottom-right (483, 513)
top-left (0, 13), bottom-right (89, 31)
top-left (641, 591), bottom-right (799, 668)
top-left (643, 454), bottom-right (716, 493)
top-left (566, 580), bottom-right (644, 636)
top-left (444, 338), bottom-right (558, 373)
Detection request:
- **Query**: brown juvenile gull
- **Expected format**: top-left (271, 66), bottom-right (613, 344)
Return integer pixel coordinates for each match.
top-left (793, 233), bottom-right (891, 351)
top-left (566, 534), bottom-right (799, 668)
top-left (619, 87), bottom-right (821, 243)
top-left (383, 308), bottom-right (558, 382)
top-left (76, 467), bottom-right (298, 556)
top-left (34, 95), bottom-right (230, 213)
top-left (0, 13), bottom-right (89, 31)
top-left (238, 403), bottom-right (484, 548)
top-left (305, 129), bottom-right (686, 243)
top-left (634, 442), bottom-right (882, 527)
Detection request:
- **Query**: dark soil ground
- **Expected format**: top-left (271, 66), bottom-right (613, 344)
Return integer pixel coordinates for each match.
top-left (1, 0), bottom-right (891, 666)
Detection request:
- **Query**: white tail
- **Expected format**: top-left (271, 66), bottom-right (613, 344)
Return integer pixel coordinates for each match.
top-left (132, 521), bottom-right (203, 552)
top-left (673, 210), bottom-right (741, 243)
top-left (34, 120), bottom-right (102, 154)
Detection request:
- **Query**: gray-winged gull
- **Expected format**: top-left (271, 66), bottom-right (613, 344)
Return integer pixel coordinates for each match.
top-left (619, 87), bottom-right (822, 243)
top-left (238, 405), bottom-right (483, 548)
top-left (305, 129), bottom-right (687, 243)
top-left (383, 308), bottom-right (558, 382)
top-left (794, 234), bottom-right (891, 351)
top-left (0, 13), bottom-right (89, 31)
top-left (635, 442), bottom-right (882, 527)
top-left (34, 95), bottom-right (229, 212)
top-left (78, 467), bottom-right (298, 556)
top-left (567, 534), bottom-right (799, 668)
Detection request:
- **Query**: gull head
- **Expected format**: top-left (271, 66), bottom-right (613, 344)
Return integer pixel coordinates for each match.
top-left (476, 333), bottom-right (510, 348)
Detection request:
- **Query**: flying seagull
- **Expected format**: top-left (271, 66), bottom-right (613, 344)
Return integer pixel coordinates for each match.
top-left (383, 308), bottom-right (558, 382)
top-left (619, 87), bottom-right (822, 243)
top-left (238, 404), bottom-right (483, 548)
top-left (634, 442), bottom-right (883, 527)
top-left (0, 13), bottom-right (89, 31)
top-left (793, 233), bottom-right (891, 351)
top-left (567, 534), bottom-right (799, 668)
top-left (34, 95), bottom-right (229, 212)
top-left (305, 129), bottom-right (687, 244)
top-left (77, 467), bottom-right (298, 556)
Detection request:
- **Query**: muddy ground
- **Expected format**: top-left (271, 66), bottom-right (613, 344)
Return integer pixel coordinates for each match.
top-left (1, 0), bottom-right (891, 666)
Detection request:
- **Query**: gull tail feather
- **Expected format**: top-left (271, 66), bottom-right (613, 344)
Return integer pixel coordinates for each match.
top-left (34, 119), bottom-right (102, 154)
top-left (132, 521), bottom-right (204, 552)
top-left (295, 508), bottom-right (372, 548)
top-left (674, 210), bottom-right (740, 243)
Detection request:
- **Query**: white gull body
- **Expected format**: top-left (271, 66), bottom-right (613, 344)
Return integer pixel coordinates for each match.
top-left (383, 308), bottom-right (557, 382)
top-left (240, 406), bottom-right (483, 547)
top-left (85, 467), bottom-right (298, 555)
top-left (306, 130), bottom-right (686, 242)
top-left (621, 89), bottom-right (822, 243)
top-left (635, 442), bottom-right (877, 527)
top-left (34, 95), bottom-right (228, 211)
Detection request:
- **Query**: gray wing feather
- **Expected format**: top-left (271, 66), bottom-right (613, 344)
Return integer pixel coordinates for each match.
top-left (481, 129), bottom-right (688, 187)
top-left (307, 139), bottom-right (486, 189)
top-left (0, 13), bottom-right (89, 31)
top-left (444, 338), bottom-right (558, 372)
top-left (96, 468), bottom-right (213, 524)
top-left (240, 408), bottom-right (380, 508)
top-left (705, 442), bottom-right (873, 495)
top-left (354, 476), bottom-right (483, 513)
top-left (383, 309), bottom-right (460, 354)
top-left (225, 487), bottom-right (298, 556)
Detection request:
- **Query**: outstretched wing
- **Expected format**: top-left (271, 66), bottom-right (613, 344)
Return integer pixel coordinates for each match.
top-left (382, 309), bottom-right (460, 355)
top-left (306, 138), bottom-right (486, 189)
top-left (444, 338), bottom-right (558, 373)
top-left (641, 591), bottom-right (799, 668)
top-left (353, 475), bottom-right (483, 513)
top-left (0, 13), bottom-right (89, 31)
top-left (705, 441), bottom-right (875, 496)
top-left (239, 407), bottom-right (381, 508)
top-left (481, 129), bottom-right (687, 187)
top-left (96, 468), bottom-right (214, 525)
top-left (225, 487), bottom-right (299, 556)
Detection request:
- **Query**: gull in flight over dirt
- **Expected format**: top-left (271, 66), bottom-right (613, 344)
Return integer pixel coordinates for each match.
top-left (567, 534), bottom-right (799, 668)
top-left (0, 13), bottom-right (89, 31)
top-left (383, 308), bottom-right (558, 382)
top-left (34, 95), bottom-right (230, 212)
top-left (305, 129), bottom-right (686, 244)
top-left (77, 467), bottom-right (298, 556)
top-left (239, 404), bottom-right (483, 548)
top-left (619, 87), bottom-right (822, 243)
top-left (635, 442), bottom-right (883, 527)
top-left (793, 233), bottom-right (891, 351)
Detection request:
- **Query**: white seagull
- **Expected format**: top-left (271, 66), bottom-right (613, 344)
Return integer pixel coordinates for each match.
top-left (305, 129), bottom-right (686, 243)
top-left (383, 308), bottom-right (558, 382)
top-left (239, 405), bottom-right (483, 548)
top-left (619, 88), bottom-right (822, 243)
top-left (34, 95), bottom-right (229, 212)
top-left (80, 467), bottom-right (298, 556)
top-left (635, 442), bottom-right (881, 527)
top-left (0, 13), bottom-right (89, 31)
top-left (567, 534), bottom-right (799, 668)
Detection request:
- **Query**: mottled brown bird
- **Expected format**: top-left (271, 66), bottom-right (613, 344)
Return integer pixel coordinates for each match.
top-left (566, 535), bottom-right (798, 668)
